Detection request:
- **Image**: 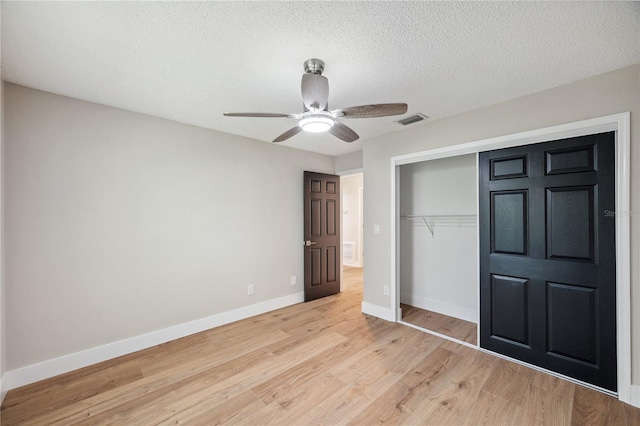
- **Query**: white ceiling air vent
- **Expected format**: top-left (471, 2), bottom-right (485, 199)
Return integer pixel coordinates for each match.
top-left (395, 113), bottom-right (429, 126)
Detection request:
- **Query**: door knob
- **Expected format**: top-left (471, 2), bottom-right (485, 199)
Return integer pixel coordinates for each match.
top-left (304, 240), bottom-right (317, 247)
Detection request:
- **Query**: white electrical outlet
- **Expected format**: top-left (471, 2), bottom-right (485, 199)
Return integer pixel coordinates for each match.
top-left (290, 275), bottom-right (297, 286)
top-left (248, 284), bottom-right (255, 295)
top-left (374, 224), bottom-right (380, 235)
top-left (383, 285), bottom-right (389, 296)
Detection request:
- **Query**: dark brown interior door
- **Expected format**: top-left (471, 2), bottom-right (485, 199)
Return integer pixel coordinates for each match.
top-left (479, 131), bottom-right (616, 391)
top-left (304, 171), bottom-right (341, 302)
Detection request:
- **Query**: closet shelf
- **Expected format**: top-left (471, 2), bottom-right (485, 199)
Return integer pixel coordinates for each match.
top-left (401, 214), bottom-right (477, 237)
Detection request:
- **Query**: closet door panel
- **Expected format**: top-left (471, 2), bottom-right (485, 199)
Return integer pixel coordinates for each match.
top-left (491, 190), bottom-right (528, 255)
top-left (547, 282), bottom-right (597, 364)
top-left (479, 131), bottom-right (616, 391)
top-left (490, 274), bottom-right (529, 346)
top-left (490, 155), bottom-right (528, 179)
top-left (545, 145), bottom-right (595, 175)
top-left (546, 187), bottom-right (595, 261)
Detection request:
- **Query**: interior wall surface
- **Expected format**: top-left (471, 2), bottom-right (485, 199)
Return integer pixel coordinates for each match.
top-left (362, 64), bottom-right (640, 383)
top-left (399, 154), bottom-right (477, 322)
top-left (335, 150), bottom-right (363, 173)
top-left (4, 84), bottom-right (334, 371)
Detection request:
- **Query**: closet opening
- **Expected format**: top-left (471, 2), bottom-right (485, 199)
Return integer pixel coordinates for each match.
top-left (398, 154), bottom-right (478, 346)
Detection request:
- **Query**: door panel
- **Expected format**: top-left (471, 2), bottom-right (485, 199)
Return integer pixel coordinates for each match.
top-left (326, 199), bottom-right (337, 235)
top-left (491, 190), bottom-right (528, 255)
top-left (546, 187), bottom-right (594, 261)
top-left (491, 275), bottom-right (529, 345)
top-left (304, 171), bottom-right (341, 301)
top-left (479, 131), bottom-right (616, 391)
top-left (547, 282), bottom-right (597, 364)
top-left (327, 246), bottom-right (337, 282)
top-left (310, 198), bottom-right (322, 237)
top-left (490, 155), bottom-right (528, 179)
top-left (545, 145), bottom-right (595, 174)
top-left (310, 248), bottom-right (322, 286)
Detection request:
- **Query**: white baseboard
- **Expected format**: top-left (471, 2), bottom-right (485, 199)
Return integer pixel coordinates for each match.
top-left (629, 384), bottom-right (640, 408)
top-left (400, 293), bottom-right (477, 323)
top-left (3, 292), bottom-right (304, 392)
top-left (361, 301), bottom-right (395, 322)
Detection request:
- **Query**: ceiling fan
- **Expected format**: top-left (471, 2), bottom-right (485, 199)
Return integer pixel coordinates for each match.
top-left (224, 59), bottom-right (408, 143)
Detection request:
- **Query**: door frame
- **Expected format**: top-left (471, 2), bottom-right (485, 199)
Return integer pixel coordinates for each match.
top-left (390, 112), bottom-right (632, 403)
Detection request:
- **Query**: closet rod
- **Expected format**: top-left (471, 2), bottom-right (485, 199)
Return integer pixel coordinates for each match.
top-left (401, 214), bottom-right (477, 237)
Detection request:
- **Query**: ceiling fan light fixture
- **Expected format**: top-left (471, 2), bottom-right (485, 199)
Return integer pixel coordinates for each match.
top-left (300, 115), bottom-right (335, 133)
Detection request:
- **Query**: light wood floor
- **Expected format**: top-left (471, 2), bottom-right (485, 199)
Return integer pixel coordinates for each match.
top-left (401, 304), bottom-right (477, 345)
top-left (3, 266), bottom-right (639, 425)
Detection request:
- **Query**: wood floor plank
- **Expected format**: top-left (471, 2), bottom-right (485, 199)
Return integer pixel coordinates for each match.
top-left (481, 357), bottom-right (534, 406)
top-left (128, 331), bottom-right (348, 425)
top-left (265, 373), bottom-right (348, 425)
top-left (439, 339), bottom-right (476, 356)
top-left (230, 401), bottom-right (281, 426)
top-left (405, 349), bottom-right (497, 425)
top-left (347, 382), bottom-right (417, 425)
top-left (156, 389), bottom-right (265, 425)
top-left (0, 364), bottom-right (144, 425)
top-left (328, 327), bottom-right (430, 383)
top-left (463, 389), bottom-right (523, 425)
top-left (2, 266), bottom-right (636, 425)
top-left (140, 328), bottom-right (291, 377)
top-left (570, 385), bottom-right (627, 425)
top-left (307, 365), bottom-right (403, 425)
top-left (348, 346), bottom-right (463, 425)
top-left (624, 401), bottom-right (640, 425)
top-left (1, 345), bottom-right (159, 409)
top-left (401, 303), bottom-right (477, 345)
top-left (529, 369), bottom-right (576, 396)
top-left (516, 383), bottom-right (573, 425)
top-left (67, 347), bottom-right (278, 425)
top-left (251, 338), bottom-right (367, 405)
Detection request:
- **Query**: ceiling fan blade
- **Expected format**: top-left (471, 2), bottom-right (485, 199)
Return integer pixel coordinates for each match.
top-left (329, 122), bottom-right (359, 143)
top-left (273, 126), bottom-right (303, 143)
top-left (301, 73), bottom-right (329, 111)
top-left (337, 103), bottom-right (408, 118)
top-left (224, 112), bottom-right (295, 118)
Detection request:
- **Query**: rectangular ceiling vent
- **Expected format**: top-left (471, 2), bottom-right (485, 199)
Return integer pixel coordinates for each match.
top-left (395, 113), bottom-right (428, 126)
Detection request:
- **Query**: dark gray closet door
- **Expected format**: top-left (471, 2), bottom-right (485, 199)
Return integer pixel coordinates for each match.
top-left (479, 131), bottom-right (616, 391)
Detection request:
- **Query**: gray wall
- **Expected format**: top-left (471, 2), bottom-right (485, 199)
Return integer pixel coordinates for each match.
top-left (335, 150), bottom-right (363, 173)
top-left (4, 84), bottom-right (334, 370)
top-left (362, 64), bottom-right (640, 382)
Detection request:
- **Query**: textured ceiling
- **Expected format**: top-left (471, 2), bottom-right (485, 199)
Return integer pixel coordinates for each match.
top-left (2, 2), bottom-right (639, 157)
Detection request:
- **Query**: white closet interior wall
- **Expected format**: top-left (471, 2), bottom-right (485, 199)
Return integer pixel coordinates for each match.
top-left (399, 154), bottom-right (478, 323)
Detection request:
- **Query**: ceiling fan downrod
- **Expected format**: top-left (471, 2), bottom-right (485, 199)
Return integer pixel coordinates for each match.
top-left (303, 58), bottom-right (325, 75)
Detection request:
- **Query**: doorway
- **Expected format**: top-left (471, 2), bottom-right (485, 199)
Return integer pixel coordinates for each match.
top-left (341, 173), bottom-right (364, 293)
